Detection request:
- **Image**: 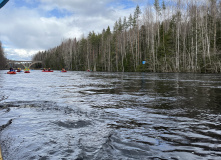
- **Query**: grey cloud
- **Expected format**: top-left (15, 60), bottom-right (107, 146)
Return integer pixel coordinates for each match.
top-left (39, 0), bottom-right (118, 18)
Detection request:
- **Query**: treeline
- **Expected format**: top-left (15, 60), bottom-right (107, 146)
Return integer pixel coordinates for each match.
top-left (0, 41), bottom-right (7, 69)
top-left (33, 0), bottom-right (221, 73)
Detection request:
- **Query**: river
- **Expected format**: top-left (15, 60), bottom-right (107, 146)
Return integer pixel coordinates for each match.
top-left (0, 70), bottom-right (221, 160)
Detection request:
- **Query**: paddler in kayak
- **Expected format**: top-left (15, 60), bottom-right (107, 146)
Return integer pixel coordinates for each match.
top-left (7, 68), bottom-right (16, 74)
top-left (24, 67), bottom-right (29, 71)
top-left (16, 68), bottom-right (21, 72)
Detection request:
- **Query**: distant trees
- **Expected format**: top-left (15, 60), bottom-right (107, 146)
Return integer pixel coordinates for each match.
top-left (33, 0), bottom-right (221, 73)
top-left (0, 41), bottom-right (7, 69)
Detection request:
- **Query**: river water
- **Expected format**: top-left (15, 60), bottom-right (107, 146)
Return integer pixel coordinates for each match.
top-left (0, 70), bottom-right (221, 160)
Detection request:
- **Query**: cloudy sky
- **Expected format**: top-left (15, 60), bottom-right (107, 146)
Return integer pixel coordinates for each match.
top-left (0, 0), bottom-right (151, 60)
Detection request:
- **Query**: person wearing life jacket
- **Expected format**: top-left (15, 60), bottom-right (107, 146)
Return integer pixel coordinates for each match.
top-left (24, 67), bottom-right (29, 71)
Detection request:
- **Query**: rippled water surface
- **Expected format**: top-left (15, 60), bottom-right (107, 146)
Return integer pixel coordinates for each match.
top-left (0, 70), bottom-right (221, 160)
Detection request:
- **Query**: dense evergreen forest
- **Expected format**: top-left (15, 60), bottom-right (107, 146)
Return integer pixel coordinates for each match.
top-left (32, 0), bottom-right (221, 73)
top-left (0, 41), bottom-right (7, 69)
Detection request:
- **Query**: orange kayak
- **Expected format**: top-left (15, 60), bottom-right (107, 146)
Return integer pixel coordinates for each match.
top-left (7, 71), bottom-right (16, 74)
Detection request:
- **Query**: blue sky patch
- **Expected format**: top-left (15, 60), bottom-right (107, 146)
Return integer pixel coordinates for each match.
top-left (47, 8), bottom-right (72, 18)
top-left (10, 0), bottom-right (40, 9)
top-left (107, 0), bottom-right (136, 9)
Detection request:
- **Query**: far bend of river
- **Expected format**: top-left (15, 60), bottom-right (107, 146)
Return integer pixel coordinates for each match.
top-left (0, 70), bottom-right (221, 160)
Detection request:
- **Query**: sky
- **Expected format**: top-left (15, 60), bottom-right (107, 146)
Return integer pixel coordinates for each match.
top-left (0, 0), bottom-right (151, 61)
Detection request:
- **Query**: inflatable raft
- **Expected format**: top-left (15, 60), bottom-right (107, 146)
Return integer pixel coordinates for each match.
top-left (7, 71), bottom-right (16, 74)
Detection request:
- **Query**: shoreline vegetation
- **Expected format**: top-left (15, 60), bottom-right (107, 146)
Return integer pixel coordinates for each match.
top-left (32, 1), bottom-right (221, 73)
top-left (0, 42), bottom-right (7, 70)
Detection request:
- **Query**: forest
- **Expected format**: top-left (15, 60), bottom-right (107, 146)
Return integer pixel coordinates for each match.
top-left (32, 0), bottom-right (221, 73)
top-left (0, 41), bottom-right (7, 69)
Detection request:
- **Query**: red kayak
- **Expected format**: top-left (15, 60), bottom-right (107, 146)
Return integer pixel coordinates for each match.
top-left (24, 71), bottom-right (30, 73)
top-left (7, 71), bottom-right (16, 74)
top-left (42, 70), bottom-right (53, 72)
top-left (61, 71), bottom-right (67, 72)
